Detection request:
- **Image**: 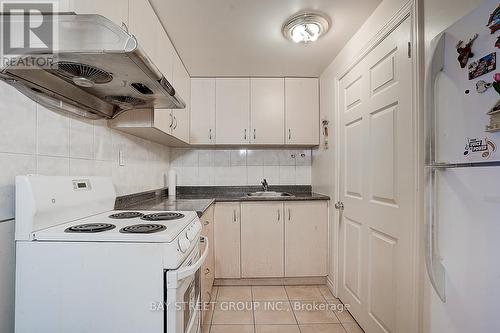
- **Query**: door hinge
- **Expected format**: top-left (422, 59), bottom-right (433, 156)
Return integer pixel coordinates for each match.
top-left (334, 201), bottom-right (344, 210)
top-left (407, 41), bottom-right (412, 58)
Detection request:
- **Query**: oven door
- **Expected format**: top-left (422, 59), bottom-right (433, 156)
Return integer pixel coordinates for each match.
top-left (165, 236), bottom-right (208, 333)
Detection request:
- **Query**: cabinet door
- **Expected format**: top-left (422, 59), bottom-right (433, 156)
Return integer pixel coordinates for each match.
top-left (285, 78), bottom-right (319, 145)
top-left (171, 54), bottom-right (190, 142)
top-left (250, 78), bottom-right (285, 144)
top-left (285, 201), bottom-right (328, 277)
top-left (241, 202), bottom-right (284, 278)
top-left (156, 25), bottom-right (174, 82)
top-left (214, 203), bottom-right (241, 278)
top-left (69, 0), bottom-right (128, 26)
top-left (216, 78), bottom-right (250, 144)
top-left (191, 78), bottom-right (216, 144)
top-left (200, 205), bottom-right (215, 324)
top-left (129, 0), bottom-right (158, 62)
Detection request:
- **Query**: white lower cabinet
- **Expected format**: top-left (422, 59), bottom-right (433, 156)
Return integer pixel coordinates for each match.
top-left (241, 202), bottom-right (284, 278)
top-left (213, 201), bottom-right (328, 280)
top-left (214, 203), bottom-right (241, 279)
top-left (285, 201), bottom-right (328, 277)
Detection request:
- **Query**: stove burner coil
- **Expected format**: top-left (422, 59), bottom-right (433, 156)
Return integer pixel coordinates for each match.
top-left (108, 212), bottom-right (144, 219)
top-left (119, 224), bottom-right (167, 234)
top-left (141, 212), bottom-right (185, 221)
top-left (65, 223), bottom-right (116, 233)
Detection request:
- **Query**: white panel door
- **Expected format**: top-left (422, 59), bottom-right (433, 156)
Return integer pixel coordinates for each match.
top-left (171, 53), bottom-right (190, 143)
top-left (241, 202), bottom-right (284, 278)
top-left (191, 78), bottom-right (216, 144)
top-left (250, 78), bottom-right (285, 144)
top-left (69, 0), bottom-right (129, 26)
top-left (214, 203), bottom-right (241, 278)
top-left (285, 201), bottom-right (328, 277)
top-left (338, 18), bottom-right (414, 333)
top-left (285, 78), bottom-right (319, 145)
top-left (216, 78), bottom-right (250, 144)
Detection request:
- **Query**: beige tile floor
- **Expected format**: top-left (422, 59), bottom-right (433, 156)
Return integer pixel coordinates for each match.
top-left (202, 286), bottom-right (364, 333)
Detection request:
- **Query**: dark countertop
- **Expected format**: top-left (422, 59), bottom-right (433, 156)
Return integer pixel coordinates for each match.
top-left (116, 186), bottom-right (330, 217)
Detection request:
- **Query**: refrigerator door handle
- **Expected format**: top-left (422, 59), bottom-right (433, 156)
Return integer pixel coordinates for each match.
top-left (424, 32), bottom-right (447, 303)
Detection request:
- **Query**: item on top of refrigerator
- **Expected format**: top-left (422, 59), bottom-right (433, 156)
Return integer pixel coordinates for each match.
top-left (463, 137), bottom-right (497, 158)
top-left (456, 33), bottom-right (478, 68)
top-left (493, 73), bottom-right (500, 94)
top-left (476, 79), bottom-right (493, 93)
top-left (486, 4), bottom-right (500, 34)
top-left (496, 35), bottom-right (500, 48)
top-left (468, 52), bottom-right (496, 79)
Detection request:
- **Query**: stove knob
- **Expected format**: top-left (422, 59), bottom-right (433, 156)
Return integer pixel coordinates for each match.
top-left (186, 229), bottom-right (197, 241)
top-left (178, 237), bottom-right (190, 253)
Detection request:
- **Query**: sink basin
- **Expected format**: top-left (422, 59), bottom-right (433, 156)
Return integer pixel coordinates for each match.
top-left (246, 191), bottom-right (294, 197)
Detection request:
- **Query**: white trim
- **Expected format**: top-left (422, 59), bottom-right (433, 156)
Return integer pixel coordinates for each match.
top-left (332, 1), bottom-right (421, 332)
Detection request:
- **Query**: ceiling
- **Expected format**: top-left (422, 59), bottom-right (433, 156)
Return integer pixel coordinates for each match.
top-left (150, 0), bottom-right (382, 77)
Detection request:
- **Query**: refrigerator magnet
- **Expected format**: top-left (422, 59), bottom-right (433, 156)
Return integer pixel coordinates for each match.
top-left (496, 35), bottom-right (500, 49)
top-left (468, 52), bottom-right (496, 80)
top-left (486, 4), bottom-right (500, 34)
top-left (463, 137), bottom-right (497, 159)
top-left (476, 80), bottom-right (492, 93)
top-left (456, 34), bottom-right (478, 68)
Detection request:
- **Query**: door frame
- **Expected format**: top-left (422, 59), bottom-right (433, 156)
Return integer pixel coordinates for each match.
top-left (331, 1), bottom-right (424, 332)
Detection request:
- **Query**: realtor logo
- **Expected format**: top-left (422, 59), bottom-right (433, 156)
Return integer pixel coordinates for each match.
top-left (1, 1), bottom-right (57, 67)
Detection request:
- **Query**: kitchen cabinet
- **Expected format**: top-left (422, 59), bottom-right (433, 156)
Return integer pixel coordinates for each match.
top-left (170, 54), bottom-right (190, 143)
top-left (250, 78), bottom-right (285, 144)
top-left (215, 78), bottom-right (250, 145)
top-left (200, 205), bottom-right (215, 325)
top-left (284, 201), bottom-right (328, 277)
top-left (190, 78), bottom-right (216, 144)
top-left (128, 0), bottom-right (158, 63)
top-left (285, 78), bottom-right (319, 145)
top-left (214, 203), bottom-right (241, 278)
top-left (241, 202), bottom-right (284, 278)
top-left (69, 0), bottom-right (128, 27)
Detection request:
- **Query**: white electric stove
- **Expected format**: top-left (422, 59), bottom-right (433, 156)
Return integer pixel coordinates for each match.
top-left (14, 175), bottom-right (206, 333)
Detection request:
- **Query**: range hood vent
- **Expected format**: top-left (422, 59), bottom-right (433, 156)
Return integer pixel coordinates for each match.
top-left (0, 14), bottom-right (185, 120)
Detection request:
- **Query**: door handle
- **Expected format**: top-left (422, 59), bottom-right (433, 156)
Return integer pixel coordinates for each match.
top-left (233, 209), bottom-right (237, 222)
top-left (209, 128), bottom-right (212, 141)
top-left (173, 116), bottom-right (178, 130)
top-left (288, 208), bottom-right (291, 221)
top-left (277, 209), bottom-right (280, 221)
top-left (244, 129), bottom-right (247, 140)
top-left (253, 129), bottom-right (256, 140)
top-left (334, 201), bottom-right (344, 210)
top-left (288, 129), bottom-right (291, 141)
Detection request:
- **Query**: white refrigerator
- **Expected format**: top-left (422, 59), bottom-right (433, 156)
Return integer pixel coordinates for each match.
top-left (425, 0), bottom-right (500, 332)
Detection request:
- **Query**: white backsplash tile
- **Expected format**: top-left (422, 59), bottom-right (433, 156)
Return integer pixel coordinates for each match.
top-left (198, 150), bottom-right (214, 167)
top-left (279, 150), bottom-right (296, 166)
top-left (214, 150), bottom-right (230, 167)
top-left (70, 116), bottom-right (94, 159)
top-left (279, 166), bottom-right (296, 185)
top-left (93, 120), bottom-right (113, 161)
top-left (0, 82), bottom-right (36, 154)
top-left (263, 165), bottom-right (280, 185)
top-left (247, 166), bottom-right (264, 185)
top-left (37, 104), bottom-right (70, 157)
top-left (296, 166), bottom-right (312, 185)
top-left (230, 150), bottom-right (247, 166)
top-left (247, 149), bottom-right (264, 166)
top-left (262, 150), bottom-right (280, 166)
top-left (296, 149), bottom-right (312, 166)
top-left (37, 156), bottom-right (69, 176)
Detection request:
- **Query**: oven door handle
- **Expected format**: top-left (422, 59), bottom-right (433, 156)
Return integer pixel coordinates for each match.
top-left (177, 236), bottom-right (209, 281)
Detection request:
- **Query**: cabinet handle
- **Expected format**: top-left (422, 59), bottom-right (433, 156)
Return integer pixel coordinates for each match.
top-left (288, 129), bottom-right (292, 141)
top-left (169, 113), bottom-right (174, 128)
top-left (173, 116), bottom-right (178, 130)
top-left (233, 209), bottom-right (237, 222)
top-left (277, 209), bottom-right (280, 221)
top-left (209, 128), bottom-right (212, 141)
top-left (205, 268), bottom-right (210, 275)
top-left (253, 129), bottom-right (256, 140)
top-left (244, 129), bottom-right (247, 140)
top-left (121, 22), bottom-right (129, 33)
top-left (204, 221), bottom-right (210, 226)
top-left (288, 208), bottom-right (291, 221)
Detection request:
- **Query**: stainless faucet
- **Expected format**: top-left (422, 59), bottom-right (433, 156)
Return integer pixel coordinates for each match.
top-left (261, 178), bottom-right (269, 192)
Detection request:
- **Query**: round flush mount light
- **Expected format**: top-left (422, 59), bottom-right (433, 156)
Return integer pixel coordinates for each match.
top-left (282, 12), bottom-right (330, 44)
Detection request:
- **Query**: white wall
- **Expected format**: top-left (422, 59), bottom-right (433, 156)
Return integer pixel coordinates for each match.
top-left (312, 0), bottom-right (410, 286)
top-left (171, 148), bottom-right (312, 186)
top-left (0, 81), bottom-right (170, 333)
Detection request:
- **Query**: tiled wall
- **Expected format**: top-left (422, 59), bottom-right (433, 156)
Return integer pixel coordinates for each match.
top-left (0, 81), bottom-right (170, 221)
top-left (170, 148), bottom-right (312, 186)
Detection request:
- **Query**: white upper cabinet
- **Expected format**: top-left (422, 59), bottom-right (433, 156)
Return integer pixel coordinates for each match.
top-left (128, 0), bottom-right (158, 62)
top-left (155, 23), bottom-right (174, 81)
top-left (216, 78), bottom-right (250, 145)
top-left (191, 78), bottom-right (216, 145)
top-left (69, 0), bottom-right (128, 26)
top-left (250, 78), bottom-right (285, 145)
top-left (285, 78), bottom-right (319, 145)
top-left (171, 53), bottom-right (190, 143)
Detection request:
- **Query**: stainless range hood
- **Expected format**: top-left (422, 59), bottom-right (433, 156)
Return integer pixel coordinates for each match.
top-left (0, 14), bottom-right (185, 120)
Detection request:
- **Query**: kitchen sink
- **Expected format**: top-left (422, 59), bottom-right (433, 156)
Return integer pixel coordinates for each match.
top-left (246, 191), bottom-right (294, 197)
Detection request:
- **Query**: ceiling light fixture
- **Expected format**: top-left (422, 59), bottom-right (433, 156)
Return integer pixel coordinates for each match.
top-left (282, 12), bottom-right (330, 44)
